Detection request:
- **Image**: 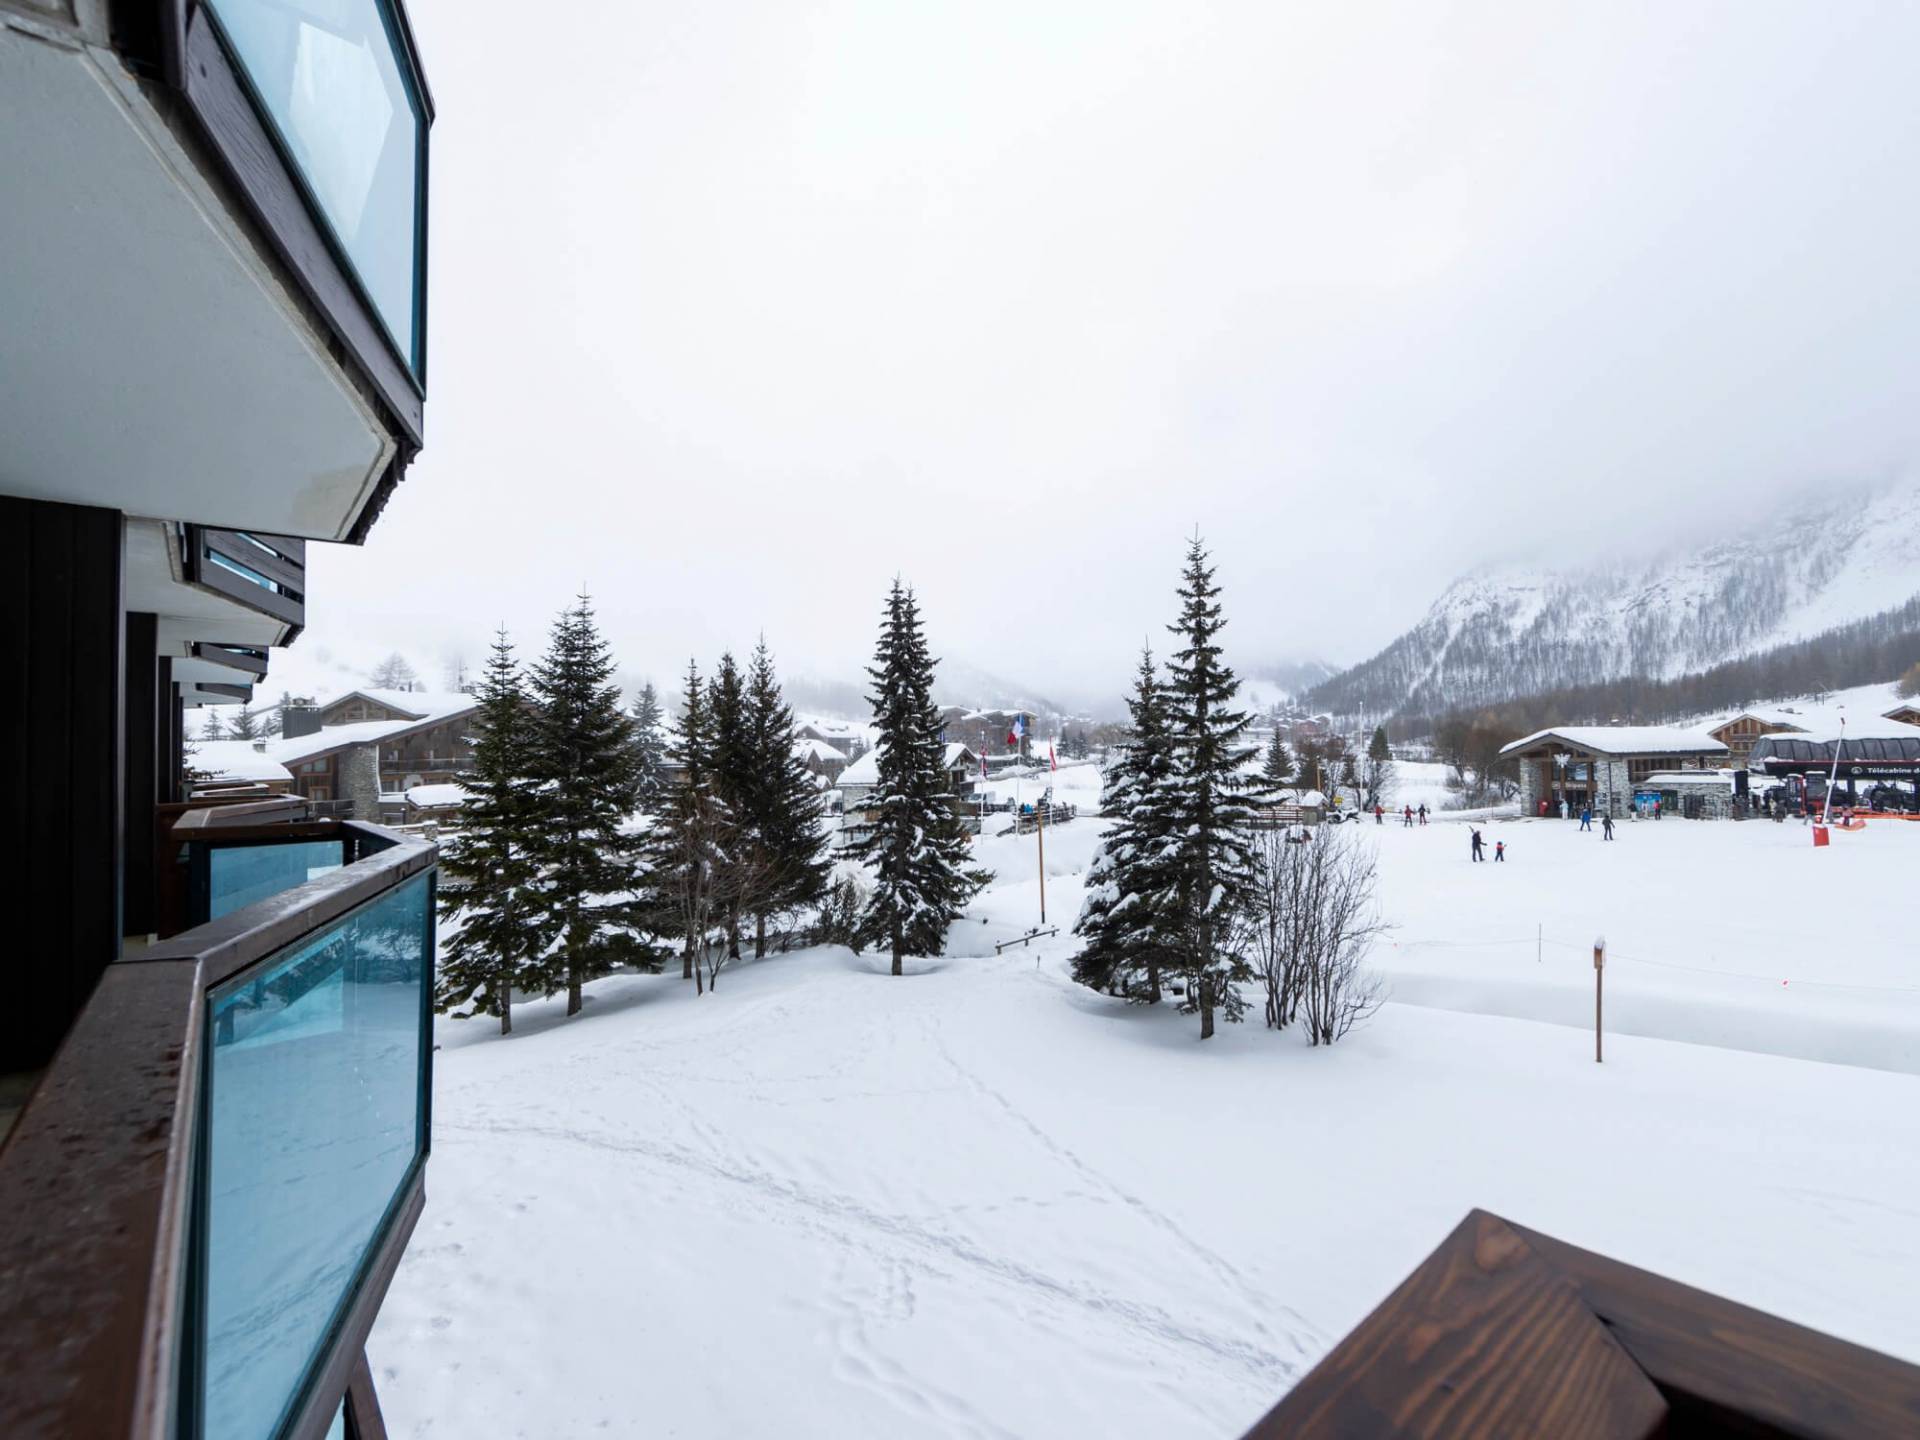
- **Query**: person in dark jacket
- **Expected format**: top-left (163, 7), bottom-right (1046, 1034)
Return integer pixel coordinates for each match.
top-left (1470, 827), bottom-right (1485, 862)
top-left (1602, 812), bottom-right (1615, 840)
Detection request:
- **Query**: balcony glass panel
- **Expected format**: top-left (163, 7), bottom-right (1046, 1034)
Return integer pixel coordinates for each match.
top-left (204, 0), bottom-right (426, 377)
top-left (207, 839), bottom-right (346, 920)
top-left (199, 869), bottom-right (431, 1440)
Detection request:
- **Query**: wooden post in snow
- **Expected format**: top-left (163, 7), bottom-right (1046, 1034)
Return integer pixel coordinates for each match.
top-left (1594, 936), bottom-right (1606, 1063)
top-left (1037, 796), bottom-right (1047, 925)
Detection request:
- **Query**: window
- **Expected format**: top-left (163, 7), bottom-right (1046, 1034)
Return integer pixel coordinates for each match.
top-left (202, 0), bottom-right (428, 379)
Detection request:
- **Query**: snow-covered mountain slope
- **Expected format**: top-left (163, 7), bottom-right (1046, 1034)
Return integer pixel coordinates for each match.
top-left (1309, 479), bottom-right (1920, 720)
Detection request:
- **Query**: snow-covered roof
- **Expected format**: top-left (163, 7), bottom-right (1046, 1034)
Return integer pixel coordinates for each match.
top-left (1707, 709), bottom-right (1808, 733)
top-left (1500, 725), bottom-right (1728, 758)
top-left (322, 688), bottom-right (479, 723)
top-left (269, 719), bottom-right (423, 764)
top-left (1778, 719), bottom-right (1920, 745)
top-left (838, 743), bottom-right (977, 789)
top-left (189, 739), bottom-right (293, 784)
top-left (1637, 770), bottom-right (1734, 789)
top-left (793, 738), bottom-right (848, 764)
top-left (407, 783), bottom-right (473, 809)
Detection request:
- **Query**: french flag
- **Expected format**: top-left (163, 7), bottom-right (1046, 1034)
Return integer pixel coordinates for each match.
top-left (1007, 715), bottom-right (1025, 747)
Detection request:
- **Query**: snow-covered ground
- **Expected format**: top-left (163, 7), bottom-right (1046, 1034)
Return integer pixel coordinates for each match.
top-left (371, 810), bottom-right (1920, 1439)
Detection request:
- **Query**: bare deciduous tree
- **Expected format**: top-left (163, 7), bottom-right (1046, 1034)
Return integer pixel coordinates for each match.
top-left (1235, 824), bottom-right (1388, 1045)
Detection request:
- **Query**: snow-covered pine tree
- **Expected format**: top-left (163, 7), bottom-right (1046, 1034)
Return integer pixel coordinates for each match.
top-left (1158, 535), bottom-right (1267, 1039)
top-left (525, 594), bottom-right (656, 1015)
top-left (224, 704), bottom-right (263, 740)
top-left (742, 639), bottom-right (830, 957)
top-left (852, 580), bottom-right (988, 974)
top-left (1364, 725), bottom-right (1393, 809)
top-left (654, 659), bottom-right (729, 985)
top-left (1262, 731), bottom-right (1295, 788)
top-left (630, 681), bottom-right (669, 807)
top-left (1072, 646), bottom-right (1178, 1002)
top-left (436, 627), bottom-right (541, 1034)
top-left (707, 653), bottom-right (750, 960)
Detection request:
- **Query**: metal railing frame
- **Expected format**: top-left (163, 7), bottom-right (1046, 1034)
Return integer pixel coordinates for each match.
top-left (0, 821), bottom-right (435, 1440)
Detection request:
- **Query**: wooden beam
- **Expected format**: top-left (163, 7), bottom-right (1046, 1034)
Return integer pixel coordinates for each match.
top-left (1244, 1211), bottom-right (1667, 1438)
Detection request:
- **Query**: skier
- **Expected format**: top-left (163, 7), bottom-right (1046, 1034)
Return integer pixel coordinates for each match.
top-left (1602, 812), bottom-right (1615, 840)
top-left (1403, 804), bottom-right (1414, 827)
top-left (1495, 840), bottom-right (1506, 862)
top-left (1418, 803), bottom-right (1428, 826)
top-left (1470, 827), bottom-right (1485, 862)
top-left (1559, 798), bottom-right (1570, 821)
top-left (1654, 797), bottom-right (1662, 821)
top-left (1579, 805), bottom-right (1592, 832)
top-left (1375, 802), bottom-right (1384, 825)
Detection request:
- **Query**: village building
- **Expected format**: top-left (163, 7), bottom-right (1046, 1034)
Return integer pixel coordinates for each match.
top-left (793, 737), bottom-right (854, 782)
top-left (1882, 702), bottom-right (1920, 728)
top-left (1705, 710), bottom-right (1809, 766)
top-left (835, 744), bottom-right (981, 845)
top-left (794, 719), bottom-right (868, 759)
top-left (268, 689), bottom-right (480, 817)
top-left (1501, 726), bottom-right (1730, 818)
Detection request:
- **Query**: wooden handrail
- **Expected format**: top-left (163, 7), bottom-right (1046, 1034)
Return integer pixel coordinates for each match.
top-left (1243, 1210), bottom-right (1920, 1439)
top-left (0, 833), bottom-right (434, 1440)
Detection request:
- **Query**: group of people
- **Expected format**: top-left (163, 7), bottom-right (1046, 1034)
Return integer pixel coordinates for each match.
top-left (1372, 801), bottom-right (1431, 825)
top-left (1468, 827), bottom-right (1505, 862)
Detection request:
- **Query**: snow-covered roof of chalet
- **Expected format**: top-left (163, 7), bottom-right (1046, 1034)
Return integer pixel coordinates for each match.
top-left (266, 690), bottom-right (481, 765)
top-left (189, 739), bottom-right (293, 784)
top-left (837, 743), bottom-right (977, 788)
top-left (268, 719), bottom-right (424, 765)
top-left (793, 738), bottom-right (848, 764)
top-left (1883, 703), bottom-right (1920, 720)
top-left (322, 688), bottom-right (480, 724)
top-left (406, 783), bottom-right (473, 808)
top-left (1706, 708), bottom-right (1809, 732)
top-left (1499, 725), bottom-right (1728, 758)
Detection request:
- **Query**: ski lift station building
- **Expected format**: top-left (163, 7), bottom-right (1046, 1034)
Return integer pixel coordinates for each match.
top-left (1502, 726), bottom-right (1730, 818)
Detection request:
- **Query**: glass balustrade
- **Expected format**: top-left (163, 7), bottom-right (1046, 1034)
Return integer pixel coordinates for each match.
top-left (203, 0), bottom-right (427, 379)
top-left (196, 868), bottom-right (432, 1440)
top-left (204, 839), bottom-right (346, 920)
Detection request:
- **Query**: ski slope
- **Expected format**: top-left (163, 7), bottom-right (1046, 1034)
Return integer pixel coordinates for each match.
top-left (370, 815), bottom-right (1920, 1439)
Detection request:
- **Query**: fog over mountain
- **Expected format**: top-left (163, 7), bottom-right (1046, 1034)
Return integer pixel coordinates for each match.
top-left (1304, 477), bottom-right (1920, 723)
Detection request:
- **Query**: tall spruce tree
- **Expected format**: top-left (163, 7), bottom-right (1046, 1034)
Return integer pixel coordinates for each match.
top-left (1364, 725), bottom-right (1394, 809)
top-left (707, 653), bottom-right (751, 960)
top-left (1073, 647), bottom-right (1179, 1002)
top-left (525, 594), bottom-right (656, 1015)
top-left (1262, 731), bottom-right (1295, 788)
top-left (654, 660), bottom-right (729, 985)
top-left (741, 638), bottom-right (830, 957)
top-left (852, 580), bottom-right (988, 974)
top-left (1157, 535), bottom-right (1267, 1039)
top-left (631, 681), bottom-right (668, 806)
top-left (437, 628), bottom-right (540, 1034)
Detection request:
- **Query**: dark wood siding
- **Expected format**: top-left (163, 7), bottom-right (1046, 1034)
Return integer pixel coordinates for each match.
top-left (122, 612), bottom-right (160, 938)
top-left (0, 499), bottom-right (125, 1070)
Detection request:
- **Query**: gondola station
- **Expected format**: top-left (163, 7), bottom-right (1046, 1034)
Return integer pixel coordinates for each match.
top-left (1501, 726), bottom-right (1730, 819)
top-left (1747, 722), bottom-right (1920, 816)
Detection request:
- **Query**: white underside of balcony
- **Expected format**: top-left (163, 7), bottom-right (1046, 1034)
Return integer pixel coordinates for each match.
top-left (0, 16), bottom-right (396, 542)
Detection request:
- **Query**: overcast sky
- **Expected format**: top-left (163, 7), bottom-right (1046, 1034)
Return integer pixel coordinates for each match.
top-left (300, 0), bottom-right (1920, 711)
